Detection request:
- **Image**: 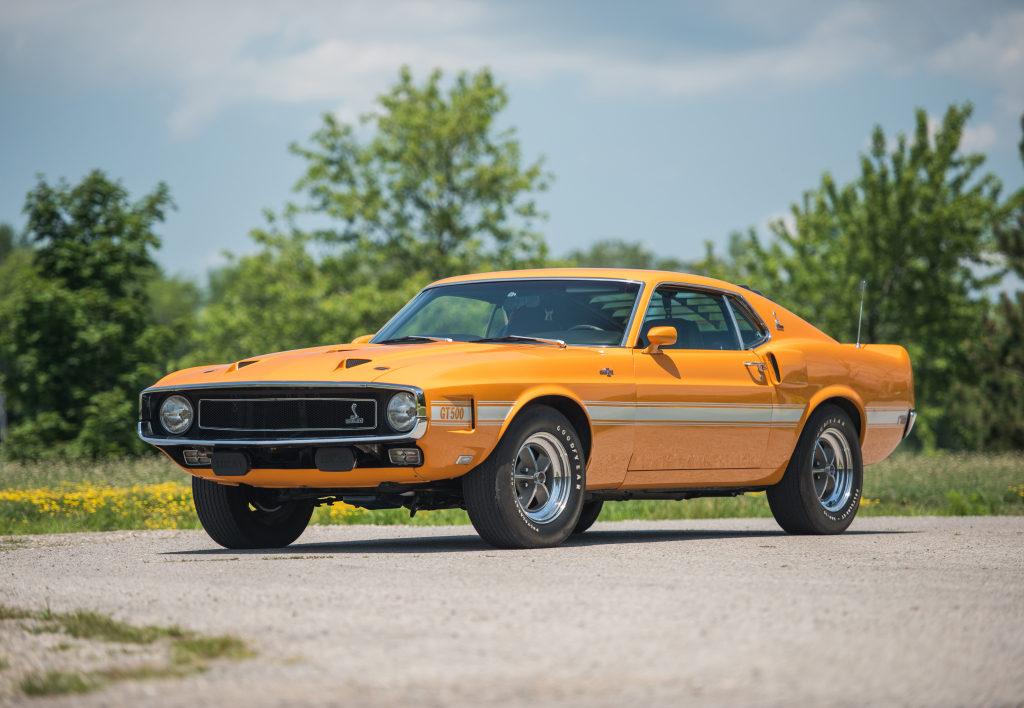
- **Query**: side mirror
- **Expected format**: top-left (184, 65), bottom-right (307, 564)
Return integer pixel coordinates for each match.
top-left (643, 326), bottom-right (677, 354)
top-left (351, 334), bottom-right (374, 344)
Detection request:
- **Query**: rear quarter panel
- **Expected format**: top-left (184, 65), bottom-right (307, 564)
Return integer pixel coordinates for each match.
top-left (742, 296), bottom-right (914, 471)
top-left (760, 339), bottom-right (914, 473)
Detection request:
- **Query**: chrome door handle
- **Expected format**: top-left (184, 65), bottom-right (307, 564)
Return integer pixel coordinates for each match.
top-left (743, 362), bottom-right (768, 382)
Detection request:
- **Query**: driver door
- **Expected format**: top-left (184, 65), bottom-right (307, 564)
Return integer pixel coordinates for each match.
top-left (628, 286), bottom-right (773, 475)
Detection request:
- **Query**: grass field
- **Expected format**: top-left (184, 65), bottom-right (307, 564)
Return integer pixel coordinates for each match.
top-left (1, 452), bottom-right (1022, 535)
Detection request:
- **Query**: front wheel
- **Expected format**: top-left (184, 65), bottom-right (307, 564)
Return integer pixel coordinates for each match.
top-left (462, 405), bottom-right (586, 549)
top-left (766, 404), bottom-right (863, 535)
top-left (192, 477), bottom-right (313, 549)
top-left (572, 500), bottom-right (604, 534)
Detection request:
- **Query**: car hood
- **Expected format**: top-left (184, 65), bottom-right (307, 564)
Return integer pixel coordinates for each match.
top-left (149, 341), bottom-right (579, 390)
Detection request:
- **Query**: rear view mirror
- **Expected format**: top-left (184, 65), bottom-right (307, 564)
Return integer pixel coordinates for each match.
top-left (503, 295), bottom-right (540, 315)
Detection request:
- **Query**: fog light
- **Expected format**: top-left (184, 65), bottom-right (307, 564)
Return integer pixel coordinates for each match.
top-left (388, 448), bottom-right (422, 465)
top-left (183, 449), bottom-right (211, 466)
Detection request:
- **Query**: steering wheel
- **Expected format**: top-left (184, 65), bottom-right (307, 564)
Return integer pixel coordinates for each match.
top-left (568, 325), bottom-right (605, 331)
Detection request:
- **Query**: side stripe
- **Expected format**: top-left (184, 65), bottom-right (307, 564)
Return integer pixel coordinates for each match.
top-left (584, 401), bottom-right (807, 426)
top-left (866, 407), bottom-right (909, 427)
top-left (477, 404), bottom-right (514, 423)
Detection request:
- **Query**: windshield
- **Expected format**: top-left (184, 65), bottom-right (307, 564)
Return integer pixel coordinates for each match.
top-left (373, 279), bottom-right (643, 346)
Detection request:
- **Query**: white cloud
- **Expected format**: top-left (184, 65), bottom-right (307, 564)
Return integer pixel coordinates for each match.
top-left (960, 122), bottom-right (997, 152)
top-left (930, 9), bottom-right (1024, 116)
top-left (0, 0), bottom-right (894, 138)
top-left (0, 0), bottom-right (1021, 140)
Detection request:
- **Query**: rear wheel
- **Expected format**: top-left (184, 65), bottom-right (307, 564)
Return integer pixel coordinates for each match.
top-left (766, 404), bottom-right (863, 535)
top-left (463, 405), bottom-right (586, 549)
top-left (192, 477), bottom-right (313, 549)
top-left (572, 500), bottom-right (604, 534)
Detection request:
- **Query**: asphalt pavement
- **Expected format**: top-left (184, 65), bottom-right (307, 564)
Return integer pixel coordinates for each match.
top-left (2, 516), bottom-right (1023, 707)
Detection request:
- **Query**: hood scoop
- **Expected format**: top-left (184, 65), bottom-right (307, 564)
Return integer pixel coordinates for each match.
top-left (334, 358), bottom-right (372, 372)
top-left (225, 359), bottom-right (260, 373)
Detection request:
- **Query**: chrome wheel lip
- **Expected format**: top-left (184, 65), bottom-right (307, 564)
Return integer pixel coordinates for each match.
top-left (513, 432), bottom-right (572, 524)
top-left (812, 427), bottom-right (854, 512)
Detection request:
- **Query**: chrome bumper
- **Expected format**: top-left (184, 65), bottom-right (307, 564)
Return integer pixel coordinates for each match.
top-left (138, 419), bottom-right (428, 447)
top-left (902, 410), bottom-right (917, 439)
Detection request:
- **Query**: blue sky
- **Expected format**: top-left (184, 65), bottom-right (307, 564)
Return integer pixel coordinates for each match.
top-left (2, 0), bottom-right (1023, 280)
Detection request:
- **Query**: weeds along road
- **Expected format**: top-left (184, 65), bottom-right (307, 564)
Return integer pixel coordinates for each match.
top-left (2, 516), bottom-right (1023, 708)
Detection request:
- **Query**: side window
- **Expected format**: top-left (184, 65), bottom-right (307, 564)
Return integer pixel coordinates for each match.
top-left (637, 288), bottom-right (740, 351)
top-left (727, 296), bottom-right (769, 349)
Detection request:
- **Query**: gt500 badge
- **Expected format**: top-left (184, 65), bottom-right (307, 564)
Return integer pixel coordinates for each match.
top-left (430, 401), bottom-right (472, 428)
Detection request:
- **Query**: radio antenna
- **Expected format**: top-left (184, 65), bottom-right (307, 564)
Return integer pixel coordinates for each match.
top-left (855, 280), bottom-right (866, 348)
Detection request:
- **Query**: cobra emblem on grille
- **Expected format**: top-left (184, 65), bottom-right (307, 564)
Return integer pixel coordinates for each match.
top-left (345, 402), bottom-right (364, 425)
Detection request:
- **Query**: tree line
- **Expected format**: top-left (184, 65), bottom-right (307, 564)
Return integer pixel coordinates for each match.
top-left (1, 67), bottom-right (1022, 459)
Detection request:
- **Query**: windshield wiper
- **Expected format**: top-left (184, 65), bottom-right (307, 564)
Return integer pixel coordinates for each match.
top-left (377, 335), bottom-right (454, 345)
top-left (471, 335), bottom-right (567, 348)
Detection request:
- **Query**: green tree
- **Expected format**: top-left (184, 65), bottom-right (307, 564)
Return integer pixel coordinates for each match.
top-left (291, 66), bottom-right (550, 279)
top-left (0, 171), bottom-right (175, 459)
top-left (691, 104), bottom-right (1005, 448)
top-left (566, 239), bottom-right (688, 271)
top-left (953, 113), bottom-right (1024, 449)
top-left (190, 67), bottom-right (552, 364)
top-left (0, 222), bottom-right (22, 264)
top-left (184, 226), bottom-right (419, 365)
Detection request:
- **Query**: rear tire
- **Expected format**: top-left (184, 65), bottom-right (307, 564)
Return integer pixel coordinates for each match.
top-left (463, 405), bottom-right (586, 549)
top-left (572, 500), bottom-right (604, 534)
top-left (766, 404), bottom-right (863, 535)
top-left (192, 477), bottom-right (313, 550)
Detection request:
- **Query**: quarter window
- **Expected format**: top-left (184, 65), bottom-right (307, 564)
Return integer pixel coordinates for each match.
top-left (727, 296), bottom-right (770, 349)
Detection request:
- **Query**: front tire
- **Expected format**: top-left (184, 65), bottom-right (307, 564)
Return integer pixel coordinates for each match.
top-left (463, 405), bottom-right (586, 549)
top-left (572, 500), bottom-right (604, 534)
top-left (192, 477), bottom-right (313, 550)
top-left (766, 404), bottom-right (863, 535)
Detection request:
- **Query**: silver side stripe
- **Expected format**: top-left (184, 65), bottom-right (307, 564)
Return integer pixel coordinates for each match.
top-left (636, 406), bottom-right (773, 424)
top-left (584, 404), bottom-right (636, 423)
top-left (477, 404), bottom-right (514, 423)
top-left (772, 406), bottom-right (804, 423)
top-left (457, 401), bottom-right (900, 428)
top-left (866, 407), bottom-right (909, 426)
top-left (583, 401), bottom-right (805, 426)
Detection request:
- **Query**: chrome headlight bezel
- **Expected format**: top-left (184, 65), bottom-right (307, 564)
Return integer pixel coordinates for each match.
top-left (386, 391), bottom-right (418, 433)
top-left (159, 394), bottom-right (194, 435)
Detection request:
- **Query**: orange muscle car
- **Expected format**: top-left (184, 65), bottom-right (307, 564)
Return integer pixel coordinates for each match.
top-left (139, 269), bottom-right (915, 549)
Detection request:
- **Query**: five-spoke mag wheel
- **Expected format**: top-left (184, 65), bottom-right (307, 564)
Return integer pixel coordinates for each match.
top-left (811, 427), bottom-right (854, 513)
top-left (767, 404), bottom-right (863, 535)
top-left (463, 405), bottom-right (586, 549)
top-left (513, 433), bottom-right (572, 524)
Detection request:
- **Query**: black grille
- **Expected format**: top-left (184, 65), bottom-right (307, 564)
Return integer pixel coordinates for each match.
top-left (142, 387), bottom-right (402, 440)
top-left (199, 398), bottom-right (377, 432)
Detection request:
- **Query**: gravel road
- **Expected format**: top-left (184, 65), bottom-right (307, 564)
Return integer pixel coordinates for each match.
top-left (2, 516), bottom-right (1023, 708)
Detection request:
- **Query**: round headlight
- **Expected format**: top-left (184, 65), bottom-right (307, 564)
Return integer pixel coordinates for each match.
top-left (387, 392), bottom-right (418, 432)
top-left (159, 395), bottom-right (194, 435)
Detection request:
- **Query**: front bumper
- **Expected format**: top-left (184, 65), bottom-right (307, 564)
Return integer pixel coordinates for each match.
top-left (138, 420), bottom-right (428, 447)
